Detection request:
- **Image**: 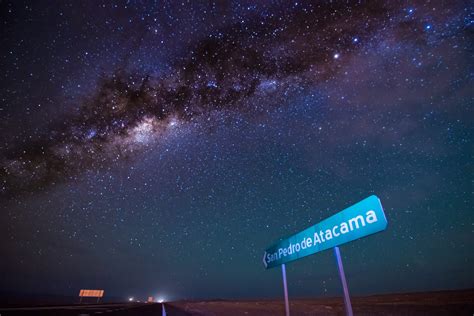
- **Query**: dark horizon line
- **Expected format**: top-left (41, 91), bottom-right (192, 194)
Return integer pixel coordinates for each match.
top-left (1, 287), bottom-right (473, 303)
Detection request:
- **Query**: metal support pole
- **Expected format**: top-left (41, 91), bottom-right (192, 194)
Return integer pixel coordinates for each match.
top-left (334, 246), bottom-right (353, 316)
top-left (281, 263), bottom-right (290, 316)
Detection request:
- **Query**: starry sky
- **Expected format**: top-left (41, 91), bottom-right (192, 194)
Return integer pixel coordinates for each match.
top-left (0, 0), bottom-right (472, 301)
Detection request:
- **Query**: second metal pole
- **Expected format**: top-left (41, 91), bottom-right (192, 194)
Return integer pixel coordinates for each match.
top-left (334, 246), bottom-right (353, 316)
top-left (281, 263), bottom-right (290, 316)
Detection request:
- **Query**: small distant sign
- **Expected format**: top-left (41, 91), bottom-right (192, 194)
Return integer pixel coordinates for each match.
top-left (79, 289), bottom-right (104, 297)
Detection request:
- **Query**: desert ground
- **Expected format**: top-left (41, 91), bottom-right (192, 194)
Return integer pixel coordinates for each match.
top-left (165, 289), bottom-right (474, 315)
top-left (0, 289), bottom-right (472, 315)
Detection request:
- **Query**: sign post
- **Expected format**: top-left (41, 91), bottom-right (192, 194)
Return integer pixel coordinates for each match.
top-left (334, 246), bottom-right (353, 316)
top-left (263, 195), bottom-right (387, 316)
top-left (281, 264), bottom-right (290, 316)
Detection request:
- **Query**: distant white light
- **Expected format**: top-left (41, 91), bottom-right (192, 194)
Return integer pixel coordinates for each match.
top-left (333, 53), bottom-right (340, 59)
top-left (128, 297), bottom-right (134, 302)
top-left (158, 298), bottom-right (164, 303)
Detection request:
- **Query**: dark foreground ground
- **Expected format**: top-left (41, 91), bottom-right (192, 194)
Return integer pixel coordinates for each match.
top-left (167, 289), bottom-right (474, 316)
top-left (0, 302), bottom-right (164, 315)
top-left (0, 289), bottom-right (473, 315)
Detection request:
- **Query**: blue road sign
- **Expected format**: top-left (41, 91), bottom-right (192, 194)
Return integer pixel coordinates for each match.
top-left (263, 195), bottom-right (387, 269)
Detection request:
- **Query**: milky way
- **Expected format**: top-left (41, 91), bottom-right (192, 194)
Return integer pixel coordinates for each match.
top-left (1, 2), bottom-right (429, 197)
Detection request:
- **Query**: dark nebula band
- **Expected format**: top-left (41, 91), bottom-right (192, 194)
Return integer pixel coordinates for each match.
top-left (1, 3), bottom-right (434, 197)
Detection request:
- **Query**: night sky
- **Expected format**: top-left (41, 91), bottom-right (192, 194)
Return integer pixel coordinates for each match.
top-left (0, 1), bottom-right (472, 302)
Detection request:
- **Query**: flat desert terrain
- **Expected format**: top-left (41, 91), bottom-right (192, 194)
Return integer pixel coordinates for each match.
top-left (165, 289), bottom-right (474, 315)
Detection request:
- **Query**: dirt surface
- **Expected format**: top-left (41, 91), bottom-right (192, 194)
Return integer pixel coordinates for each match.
top-left (0, 289), bottom-right (472, 315)
top-left (166, 289), bottom-right (474, 315)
